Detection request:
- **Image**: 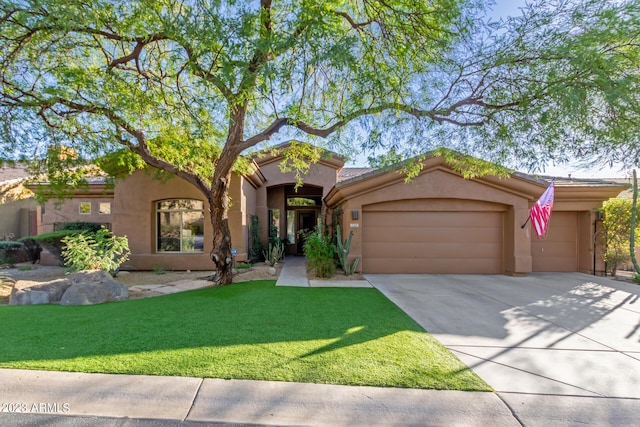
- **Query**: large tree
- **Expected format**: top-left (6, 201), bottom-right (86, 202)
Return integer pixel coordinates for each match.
top-left (1, 0), bottom-right (639, 284)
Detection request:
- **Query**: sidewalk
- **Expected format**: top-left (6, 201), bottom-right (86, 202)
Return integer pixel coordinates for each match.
top-left (0, 368), bottom-right (517, 426)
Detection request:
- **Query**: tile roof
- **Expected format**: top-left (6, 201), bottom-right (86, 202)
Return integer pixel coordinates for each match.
top-left (0, 163), bottom-right (31, 184)
top-left (337, 168), bottom-right (376, 182)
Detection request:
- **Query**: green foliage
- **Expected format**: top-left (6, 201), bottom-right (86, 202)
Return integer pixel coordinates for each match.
top-left (55, 222), bottom-right (104, 232)
top-left (0, 241), bottom-right (26, 267)
top-left (263, 242), bottom-right (284, 267)
top-left (303, 226), bottom-right (336, 278)
top-left (153, 264), bottom-right (166, 275)
top-left (601, 198), bottom-right (640, 275)
top-left (21, 230), bottom-right (80, 264)
top-left (630, 169), bottom-right (640, 274)
top-left (61, 228), bottom-right (130, 275)
top-left (335, 224), bottom-right (360, 276)
top-left (249, 216), bottom-right (262, 263)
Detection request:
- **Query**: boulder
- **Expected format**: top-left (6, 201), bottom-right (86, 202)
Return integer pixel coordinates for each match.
top-left (10, 277), bottom-right (73, 305)
top-left (60, 270), bottom-right (128, 306)
top-left (9, 270), bottom-right (128, 306)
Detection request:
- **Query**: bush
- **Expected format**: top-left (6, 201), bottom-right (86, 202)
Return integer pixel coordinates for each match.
top-left (0, 241), bottom-right (28, 267)
top-left (313, 256), bottom-right (336, 278)
top-left (21, 230), bottom-right (80, 265)
top-left (61, 228), bottom-right (130, 275)
top-left (55, 222), bottom-right (104, 232)
top-left (302, 227), bottom-right (336, 278)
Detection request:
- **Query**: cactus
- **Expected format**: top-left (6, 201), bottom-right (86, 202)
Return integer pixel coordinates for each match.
top-left (263, 242), bottom-right (284, 267)
top-left (336, 224), bottom-right (360, 275)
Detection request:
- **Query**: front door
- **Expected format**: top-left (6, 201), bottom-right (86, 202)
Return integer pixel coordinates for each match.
top-left (296, 211), bottom-right (317, 255)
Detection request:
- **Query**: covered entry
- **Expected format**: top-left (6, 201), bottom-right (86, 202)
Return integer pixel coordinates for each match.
top-left (267, 184), bottom-right (323, 255)
top-left (361, 199), bottom-right (506, 274)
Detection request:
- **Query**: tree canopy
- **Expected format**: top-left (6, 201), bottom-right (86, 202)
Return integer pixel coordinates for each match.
top-left (1, 0), bottom-right (639, 282)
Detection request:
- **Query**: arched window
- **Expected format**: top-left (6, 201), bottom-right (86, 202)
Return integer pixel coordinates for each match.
top-left (156, 199), bottom-right (204, 253)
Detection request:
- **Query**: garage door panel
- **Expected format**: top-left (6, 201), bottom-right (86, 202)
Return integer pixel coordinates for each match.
top-left (363, 257), bottom-right (503, 274)
top-left (363, 242), bottom-right (502, 259)
top-left (532, 211), bottom-right (578, 272)
top-left (362, 209), bottom-right (503, 274)
top-left (367, 227), bottom-right (501, 244)
top-left (363, 211), bottom-right (503, 228)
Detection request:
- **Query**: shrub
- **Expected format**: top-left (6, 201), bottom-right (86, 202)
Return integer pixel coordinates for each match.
top-left (20, 238), bottom-right (42, 263)
top-left (0, 241), bottom-right (27, 267)
top-left (249, 216), bottom-right (262, 263)
top-left (61, 228), bottom-right (130, 275)
top-left (21, 230), bottom-right (79, 264)
top-left (55, 221), bottom-right (105, 232)
top-left (313, 256), bottom-right (336, 278)
top-left (302, 227), bottom-right (336, 278)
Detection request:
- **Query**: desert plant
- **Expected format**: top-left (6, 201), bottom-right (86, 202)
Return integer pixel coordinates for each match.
top-left (263, 241), bottom-right (284, 267)
top-left (313, 256), bottom-right (336, 278)
top-left (249, 216), bottom-right (262, 263)
top-left (335, 224), bottom-right (360, 276)
top-left (61, 228), bottom-right (130, 275)
top-left (153, 264), bottom-right (166, 275)
top-left (302, 226), bottom-right (335, 277)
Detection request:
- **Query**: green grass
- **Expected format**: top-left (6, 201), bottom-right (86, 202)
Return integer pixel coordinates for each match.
top-left (0, 280), bottom-right (490, 391)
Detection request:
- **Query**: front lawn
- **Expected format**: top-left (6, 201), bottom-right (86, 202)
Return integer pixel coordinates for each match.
top-left (0, 280), bottom-right (490, 391)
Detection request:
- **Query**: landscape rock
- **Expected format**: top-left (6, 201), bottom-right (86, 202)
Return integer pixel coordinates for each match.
top-left (9, 270), bottom-right (128, 306)
top-left (10, 277), bottom-right (73, 305)
top-left (60, 270), bottom-right (129, 306)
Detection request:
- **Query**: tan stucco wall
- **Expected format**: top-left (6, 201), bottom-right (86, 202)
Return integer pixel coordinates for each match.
top-left (332, 167), bottom-right (533, 275)
top-left (41, 197), bottom-right (114, 232)
top-left (111, 171), bottom-right (211, 270)
top-left (0, 198), bottom-right (38, 239)
top-left (228, 175), bottom-right (258, 262)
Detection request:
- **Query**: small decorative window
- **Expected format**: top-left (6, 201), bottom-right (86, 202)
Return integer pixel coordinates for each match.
top-left (156, 199), bottom-right (205, 253)
top-left (79, 202), bottom-right (91, 215)
top-left (99, 202), bottom-right (111, 215)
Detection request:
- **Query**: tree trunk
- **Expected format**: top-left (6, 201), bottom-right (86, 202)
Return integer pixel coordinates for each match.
top-left (208, 169), bottom-right (234, 285)
top-left (630, 169), bottom-right (640, 274)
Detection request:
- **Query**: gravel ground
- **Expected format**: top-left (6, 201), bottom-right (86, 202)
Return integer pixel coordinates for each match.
top-left (0, 263), bottom-right (281, 304)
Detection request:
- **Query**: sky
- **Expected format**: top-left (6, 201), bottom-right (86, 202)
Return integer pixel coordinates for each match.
top-left (346, 0), bottom-right (632, 179)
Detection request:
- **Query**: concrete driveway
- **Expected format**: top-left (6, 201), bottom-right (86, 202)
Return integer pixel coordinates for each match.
top-left (366, 273), bottom-right (640, 424)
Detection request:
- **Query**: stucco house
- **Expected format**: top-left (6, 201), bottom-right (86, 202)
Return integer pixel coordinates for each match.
top-left (32, 144), bottom-right (626, 275)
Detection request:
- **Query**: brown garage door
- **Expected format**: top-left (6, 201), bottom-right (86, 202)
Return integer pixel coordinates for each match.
top-left (362, 210), bottom-right (504, 274)
top-left (531, 211), bottom-right (578, 272)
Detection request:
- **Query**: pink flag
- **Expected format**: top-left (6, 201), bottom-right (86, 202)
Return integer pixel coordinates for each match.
top-left (530, 181), bottom-right (554, 239)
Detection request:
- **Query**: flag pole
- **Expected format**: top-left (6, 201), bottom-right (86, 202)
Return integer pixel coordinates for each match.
top-left (521, 216), bottom-right (530, 229)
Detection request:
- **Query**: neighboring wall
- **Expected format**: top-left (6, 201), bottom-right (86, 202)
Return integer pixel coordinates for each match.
top-left (0, 198), bottom-right (38, 239)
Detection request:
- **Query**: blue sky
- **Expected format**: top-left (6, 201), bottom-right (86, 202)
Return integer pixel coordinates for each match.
top-left (347, 0), bottom-right (630, 179)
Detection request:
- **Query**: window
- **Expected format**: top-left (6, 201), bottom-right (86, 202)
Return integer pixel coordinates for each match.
top-left (286, 210), bottom-right (296, 244)
top-left (79, 202), bottom-right (91, 215)
top-left (287, 197), bottom-right (320, 206)
top-left (156, 199), bottom-right (204, 253)
top-left (99, 202), bottom-right (111, 215)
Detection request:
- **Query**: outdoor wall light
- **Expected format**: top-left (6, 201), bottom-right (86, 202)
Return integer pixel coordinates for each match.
top-left (351, 210), bottom-right (359, 220)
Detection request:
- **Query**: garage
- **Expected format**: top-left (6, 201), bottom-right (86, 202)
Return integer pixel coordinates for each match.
top-left (531, 211), bottom-right (578, 272)
top-left (362, 199), bottom-right (505, 274)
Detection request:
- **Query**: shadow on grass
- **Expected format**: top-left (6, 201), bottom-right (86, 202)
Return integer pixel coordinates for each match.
top-left (0, 280), bottom-right (488, 390)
